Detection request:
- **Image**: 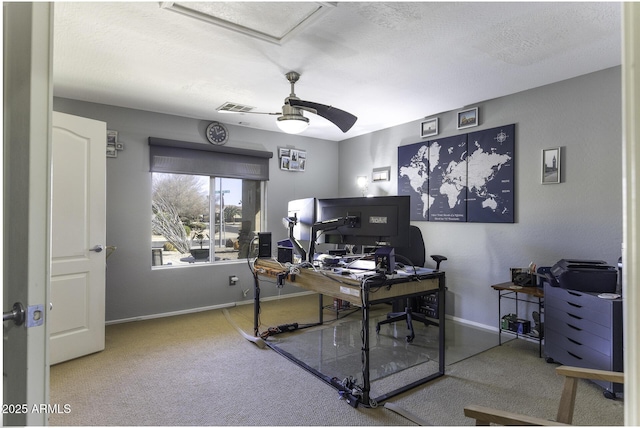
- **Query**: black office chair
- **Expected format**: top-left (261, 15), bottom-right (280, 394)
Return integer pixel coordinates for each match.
top-left (375, 225), bottom-right (447, 343)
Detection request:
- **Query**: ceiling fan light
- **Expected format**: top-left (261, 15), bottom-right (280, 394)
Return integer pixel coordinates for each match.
top-left (276, 114), bottom-right (309, 134)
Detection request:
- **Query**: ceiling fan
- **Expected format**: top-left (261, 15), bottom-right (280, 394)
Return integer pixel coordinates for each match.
top-left (221, 71), bottom-right (357, 134)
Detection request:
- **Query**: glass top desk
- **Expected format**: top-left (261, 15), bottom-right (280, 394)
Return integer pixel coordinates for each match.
top-left (252, 257), bottom-right (446, 408)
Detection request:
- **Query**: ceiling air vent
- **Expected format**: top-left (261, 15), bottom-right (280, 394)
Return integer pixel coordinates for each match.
top-left (217, 102), bottom-right (255, 113)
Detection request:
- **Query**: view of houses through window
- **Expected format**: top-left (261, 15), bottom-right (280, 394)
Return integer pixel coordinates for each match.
top-left (151, 173), bottom-right (262, 266)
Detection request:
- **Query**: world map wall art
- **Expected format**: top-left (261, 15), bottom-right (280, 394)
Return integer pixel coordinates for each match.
top-left (398, 124), bottom-right (515, 223)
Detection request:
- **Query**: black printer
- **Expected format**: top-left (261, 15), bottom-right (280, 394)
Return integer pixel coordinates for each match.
top-left (548, 259), bottom-right (618, 293)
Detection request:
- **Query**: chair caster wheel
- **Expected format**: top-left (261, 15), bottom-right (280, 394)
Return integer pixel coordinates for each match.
top-left (603, 390), bottom-right (616, 400)
top-left (406, 335), bottom-right (414, 343)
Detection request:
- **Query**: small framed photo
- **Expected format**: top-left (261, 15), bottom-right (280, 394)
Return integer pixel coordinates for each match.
top-left (280, 156), bottom-right (291, 170)
top-left (372, 166), bottom-right (391, 182)
top-left (297, 150), bottom-right (307, 171)
top-left (421, 118), bottom-right (438, 138)
top-left (542, 147), bottom-right (561, 184)
top-left (106, 144), bottom-right (117, 158)
top-left (278, 147), bottom-right (290, 158)
top-left (107, 129), bottom-right (118, 144)
top-left (457, 107), bottom-right (478, 129)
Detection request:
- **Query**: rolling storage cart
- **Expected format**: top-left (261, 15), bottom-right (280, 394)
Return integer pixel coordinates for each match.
top-left (544, 283), bottom-right (623, 398)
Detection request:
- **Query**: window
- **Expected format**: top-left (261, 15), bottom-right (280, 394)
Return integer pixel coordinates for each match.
top-left (148, 137), bottom-right (272, 267)
top-left (152, 174), bottom-right (263, 266)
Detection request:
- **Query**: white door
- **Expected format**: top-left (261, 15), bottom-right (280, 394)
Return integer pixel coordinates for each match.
top-left (50, 111), bottom-right (106, 365)
top-left (3, 3), bottom-right (52, 425)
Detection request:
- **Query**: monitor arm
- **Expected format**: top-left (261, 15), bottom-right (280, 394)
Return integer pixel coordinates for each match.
top-left (283, 214), bottom-right (307, 262)
top-left (308, 215), bottom-right (359, 262)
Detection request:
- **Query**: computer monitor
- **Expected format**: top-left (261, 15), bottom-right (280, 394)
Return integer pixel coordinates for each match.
top-left (315, 196), bottom-right (411, 249)
top-left (287, 197), bottom-right (316, 241)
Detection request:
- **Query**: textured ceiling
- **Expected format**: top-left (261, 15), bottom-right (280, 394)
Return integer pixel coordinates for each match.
top-left (52, 2), bottom-right (622, 141)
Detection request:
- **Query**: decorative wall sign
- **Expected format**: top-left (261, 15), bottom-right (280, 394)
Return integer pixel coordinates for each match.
top-left (542, 147), bottom-right (561, 184)
top-left (421, 118), bottom-right (438, 138)
top-left (278, 147), bottom-right (306, 171)
top-left (457, 107), bottom-right (479, 129)
top-left (398, 124), bottom-right (515, 223)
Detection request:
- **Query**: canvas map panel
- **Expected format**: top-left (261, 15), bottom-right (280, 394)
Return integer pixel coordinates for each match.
top-left (398, 124), bottom-right (514, 223)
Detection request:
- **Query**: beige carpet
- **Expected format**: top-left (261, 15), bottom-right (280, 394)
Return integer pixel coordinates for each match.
top-left (49, 294), bottom-right (624, 426)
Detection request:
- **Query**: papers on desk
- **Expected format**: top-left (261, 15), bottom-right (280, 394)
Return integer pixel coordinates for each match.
top-left (332, 265), bottom-right (435, 281)
top-left (347, 259), bottom-right (376, 270)
top-left (388, 266), bottom-right (435, 279)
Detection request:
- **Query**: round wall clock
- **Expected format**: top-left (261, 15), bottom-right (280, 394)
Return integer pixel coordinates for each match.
top-left (206, 121), bottom-right (229, 145)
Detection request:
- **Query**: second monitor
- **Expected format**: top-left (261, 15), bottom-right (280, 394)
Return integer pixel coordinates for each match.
top-left (315, 195), bottom-right (410, 250)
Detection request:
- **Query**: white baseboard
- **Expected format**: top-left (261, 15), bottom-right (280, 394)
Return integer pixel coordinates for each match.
top-left (446, 314), bottom-right (498, 333)
top-left (105, 290), bottom-right (316, 325)
top-left (107, 292), bottom-right (497, 332)
top-left (234, 290), bottom-right (316, 306)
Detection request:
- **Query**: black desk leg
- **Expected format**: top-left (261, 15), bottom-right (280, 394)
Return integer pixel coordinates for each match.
top-left (253, 273), bottom-right (260, 337)
top-left (439, 277), bottom-right (446, 373)
top-left (361, 281), bottom-right (371, 406)
top-left (498, 291), bottom-right (502, 346)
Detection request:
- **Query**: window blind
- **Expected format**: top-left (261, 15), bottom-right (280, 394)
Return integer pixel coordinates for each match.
top-left (149, 137), bottom-right (272, 180)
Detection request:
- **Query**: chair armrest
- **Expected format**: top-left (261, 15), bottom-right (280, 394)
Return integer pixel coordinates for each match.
top-left (430, 255), bottom-right (447, 270)
top-left (464, 405), bottom-right (570, 426)
top-left (556, 366), bottom-right (624, 384)
top-left (554, 366), bottom-right (623, 424)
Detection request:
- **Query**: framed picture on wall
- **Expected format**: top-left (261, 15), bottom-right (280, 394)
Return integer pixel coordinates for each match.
top-left (106, 144), bottom-right (117, 158)
top-left (421, 118), bottom-right (438, 138)
top-left (280, 156), bottom-right (291, 170)
top-left (542, 147), bottom-right (561, 184)
top-left (279, 148), bottom-right (290, 158)
top-left (279, 147), bottom-right (306, 171)
top-left (457, 107), bottom-right (478, 129)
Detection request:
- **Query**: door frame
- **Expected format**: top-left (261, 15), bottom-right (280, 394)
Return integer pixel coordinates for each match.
top-left (623, 3), bottom-right (640, 424)
top-left (3, 3), bottom-right (52, 425)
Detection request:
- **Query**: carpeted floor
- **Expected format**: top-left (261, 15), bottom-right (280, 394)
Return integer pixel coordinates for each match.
top-left (49, 294), bottom-right (624, 426)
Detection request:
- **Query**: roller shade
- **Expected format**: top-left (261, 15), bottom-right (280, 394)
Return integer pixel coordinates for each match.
top-left (149, 137), bottom-right (272, 180)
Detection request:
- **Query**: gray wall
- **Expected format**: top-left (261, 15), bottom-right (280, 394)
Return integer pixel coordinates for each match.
top-left (337, 67), bottom-right (622, 328)
top-left (54, 66), bottom-right (622, 327)
top-left (53, 98), bottom-right (339, 322)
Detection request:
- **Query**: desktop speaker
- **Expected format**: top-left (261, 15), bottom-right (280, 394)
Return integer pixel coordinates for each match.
top-left (374, 246), bottom-right (395, 274)
top-left (277, 246), bottom-right (293, 263)
top-left (258, 232), bottom-right (272, 258)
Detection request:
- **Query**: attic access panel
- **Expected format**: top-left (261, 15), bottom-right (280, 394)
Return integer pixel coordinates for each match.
top-left (161, 2), bottom-right (335, 45)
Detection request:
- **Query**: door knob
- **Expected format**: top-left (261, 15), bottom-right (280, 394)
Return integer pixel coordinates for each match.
top-left (3, 302), bottom-right (26, 326)
top-left (90, 245), bottom-right (104, 253)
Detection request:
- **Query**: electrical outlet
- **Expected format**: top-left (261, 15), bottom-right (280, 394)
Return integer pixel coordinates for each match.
top-left (229, 275), bottom-right (238, 286)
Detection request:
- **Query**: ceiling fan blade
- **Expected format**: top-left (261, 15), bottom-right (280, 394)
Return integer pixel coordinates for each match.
top-left (289, 99), bottom-right (357, 133)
